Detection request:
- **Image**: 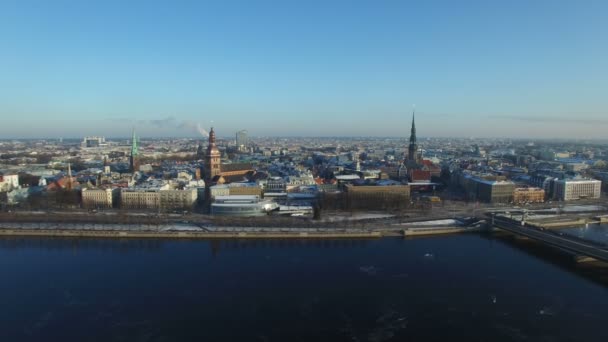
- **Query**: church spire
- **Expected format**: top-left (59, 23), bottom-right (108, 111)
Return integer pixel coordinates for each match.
top-left (407, 106), bottom-right (420, 164)
top-left (130, 127), bottom-right (139, 172)
top-left (410, 108), bottom-right (416, 145)
top-left (130, 127), bottom-right (138, 157)
top-left (67, 162), bottom-right (73, 190)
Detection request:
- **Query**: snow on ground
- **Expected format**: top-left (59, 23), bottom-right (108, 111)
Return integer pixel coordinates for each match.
top-left (526, 214), bottom-right (559, 220)
top-left (562, 205), bottom-right (606, 212)
top-left (159, 225), bottom-right (204, 231)
top-left (323, 213), bottom-right (395, 221)
top-left (531, 205), bottom-right (606, 213)
top-left (397, 219), bottom-right (460, 226)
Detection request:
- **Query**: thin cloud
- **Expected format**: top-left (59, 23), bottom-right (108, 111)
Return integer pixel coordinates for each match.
top-left (104, 116), bottom-right (209, 136)
top-left (142, 116), bottom-right (177, 127)
top-left (491, 115), bottom-right (608, 125)
top-left (177, 121), bottom-right (209, 137)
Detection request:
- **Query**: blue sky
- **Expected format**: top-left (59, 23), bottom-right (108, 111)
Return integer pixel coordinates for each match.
top-left (1, 0), bottom-right (607, 139)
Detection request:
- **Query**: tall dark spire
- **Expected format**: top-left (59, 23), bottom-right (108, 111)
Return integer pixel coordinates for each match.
top-left (407, 107), bottom-right (420, 164)
top-left (409, 109), bottom-right (416, 145)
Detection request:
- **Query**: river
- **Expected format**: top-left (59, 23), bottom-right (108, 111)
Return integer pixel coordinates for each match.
top-left (561, 223), bottom-right (608, 246)
top-left (0, 234), bottom-right (607, 341)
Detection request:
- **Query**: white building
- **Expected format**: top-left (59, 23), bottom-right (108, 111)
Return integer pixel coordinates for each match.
top-left (263, 177), bottom-right (287, 192)
top-left (7, 188), bottom-right (30, 205)
top-left (185, 179), bottom-right (206, 203)
top-left (0, 174), bottom-right (19, 192)
top-left (81, 136), bottom-right (106, 148)
top-left (564, 163), bottom-right (589, 172)
top-left (82, 188), bottom-right (116, 208)
top-left (120, 189), bottom-right (160, 209)
top-left (177, 171), bottom-right (193, 181)
top-left (236, 129), bottom-right (248, 152)
top-left (285, 174), bottom-right (316, 190)
top-left (211, 195), bottom-right (278, 216)
top-left (159, 189), bottom-right (197, 210)
top-left (209, 184), bottom-right (230, 199)
top-left (553, 179), bottom-right (601, 201)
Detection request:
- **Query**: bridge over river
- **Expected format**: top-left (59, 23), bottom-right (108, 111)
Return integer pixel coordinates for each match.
top-left (489, 214), bottom-right (608, 263)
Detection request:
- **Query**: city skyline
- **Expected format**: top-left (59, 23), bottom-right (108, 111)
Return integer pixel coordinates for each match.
top-left (1, 1), bottom-right (607, 139)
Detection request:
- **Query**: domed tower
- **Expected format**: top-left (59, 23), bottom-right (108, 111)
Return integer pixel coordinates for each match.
top-left (204, 127), bottom-right (221, 180)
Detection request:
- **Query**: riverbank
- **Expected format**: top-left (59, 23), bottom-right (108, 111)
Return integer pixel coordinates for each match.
top-left (0, 221), bottom-right (478, 239)
top-left (0, 228), bottom-right (386, 239)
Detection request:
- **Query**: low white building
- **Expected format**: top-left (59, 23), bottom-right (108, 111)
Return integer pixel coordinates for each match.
top-left (211, 195), bottom-right (278, 216)
top-left (177, 171), bottom-right (193, 181)
top-left (7, 188), bottom-right (31, 205)
top-left (262, 177), bottom-right (287, 192)
top-left (553, 179), bottom-right (601, 201)
top-left (285, 174), bottom-right (316, 190)
top-left (209, 184), bottom-right (230, 199)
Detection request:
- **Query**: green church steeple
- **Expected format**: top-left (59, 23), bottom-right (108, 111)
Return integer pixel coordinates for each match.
top-left (130, 127), bottom-right (139, 172)
top-left (131, 127), bottom-right (138, 156)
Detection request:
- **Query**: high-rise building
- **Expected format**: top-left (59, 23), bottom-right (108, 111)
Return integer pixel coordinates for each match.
top-left (236, 129), bottom-right (248, 152)
top-left (81, 136), bottom-right (106, 148)
top-left (129, 128), bottom-right (139, 172)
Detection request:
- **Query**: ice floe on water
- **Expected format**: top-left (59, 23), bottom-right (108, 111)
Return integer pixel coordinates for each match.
top-left (538, 306), bottom-right (558, 316)
top-left (359, 266), bottom-right (378, 276)
top-left (340, 309), bottom-right (409, 342)
top-left (392, 273), bottom-right (409, 278)
top-left (368, 310), bottom-right (408, 342)
top-left (494, 324), bottom-right (529, 341)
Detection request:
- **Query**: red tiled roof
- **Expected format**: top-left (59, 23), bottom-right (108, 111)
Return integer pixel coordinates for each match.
top-left (221, 163), bottom-right (254, 172)
top-left (410, 170), bottom-right (431, 181)
top-left (46, 177), bottom-right (80, 191)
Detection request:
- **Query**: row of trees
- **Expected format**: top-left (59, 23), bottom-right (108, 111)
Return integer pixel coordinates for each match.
top-left (318, 192), bottom-right (415, 212)
top-left (0, 152), bottom-right (57, 164)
